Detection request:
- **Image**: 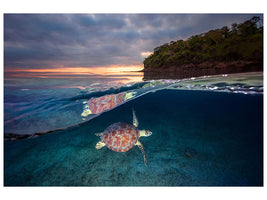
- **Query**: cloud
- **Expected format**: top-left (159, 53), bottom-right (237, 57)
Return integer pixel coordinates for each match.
top-left (4, 13), bottom-right (262, 71)
top-left (140, 51), bottom-right (153, 58)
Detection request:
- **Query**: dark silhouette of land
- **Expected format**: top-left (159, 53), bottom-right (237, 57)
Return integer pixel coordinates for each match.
top-left (143, 16), bottom-right (263, 80)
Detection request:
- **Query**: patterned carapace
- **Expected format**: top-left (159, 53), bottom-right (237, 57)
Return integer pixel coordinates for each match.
top-left (101, 122), bottom-right (139, 152)
top-left (88, 93), bottom-right (125, 114)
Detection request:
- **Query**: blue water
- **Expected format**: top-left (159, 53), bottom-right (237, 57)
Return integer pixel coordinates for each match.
top-left (4, 73), bottom-right (263, 186)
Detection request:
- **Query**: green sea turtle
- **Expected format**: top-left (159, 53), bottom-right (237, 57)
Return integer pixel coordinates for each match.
top-left (81, 91), bottom-right (137, 117)
top-left (95, 109), bottom-right (152, 166)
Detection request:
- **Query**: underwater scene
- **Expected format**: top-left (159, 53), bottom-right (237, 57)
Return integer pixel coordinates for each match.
top-left (4, 72), bottom-right (263, 186)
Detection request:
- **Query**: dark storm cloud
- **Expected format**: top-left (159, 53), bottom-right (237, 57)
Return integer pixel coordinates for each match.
top-left (4, 13), bottom-right (262, 69)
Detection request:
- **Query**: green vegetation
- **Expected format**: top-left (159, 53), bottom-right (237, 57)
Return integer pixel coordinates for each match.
top-left (143, 17), bottom-right (263, 70)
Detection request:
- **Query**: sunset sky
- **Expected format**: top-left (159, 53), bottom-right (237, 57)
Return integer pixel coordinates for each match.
top-left (4, 13), bottom-right (262, 78)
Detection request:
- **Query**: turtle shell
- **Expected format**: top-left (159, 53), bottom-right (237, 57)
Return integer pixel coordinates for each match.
top-left (101, 122), bottom-right (139, 152)
top-left (88, 93), bottom-right (126, 114)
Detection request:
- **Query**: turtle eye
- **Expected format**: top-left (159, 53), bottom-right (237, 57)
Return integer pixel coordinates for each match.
top-left (145, 129), bottom-right (152, 136)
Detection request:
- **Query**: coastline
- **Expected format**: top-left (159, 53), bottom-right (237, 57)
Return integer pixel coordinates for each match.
top-left (143, 61), bottom-right (263, 80)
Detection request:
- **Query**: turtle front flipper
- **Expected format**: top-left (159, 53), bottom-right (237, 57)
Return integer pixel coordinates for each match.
top-left (136, 141), bottom-right (148, 166)
top-left (132, 108), bottom-right (139, 127)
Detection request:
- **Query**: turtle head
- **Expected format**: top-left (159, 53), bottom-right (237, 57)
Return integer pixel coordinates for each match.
top-left (144, 129), bottom-right (152, 137)
top-left (139, 129), bottom-right (152, 137)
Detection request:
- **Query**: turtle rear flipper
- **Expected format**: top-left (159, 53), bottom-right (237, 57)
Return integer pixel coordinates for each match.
top-left (136, 141), bottom-right (148, 166)
top-left (96, 141), bottom-right (105, 149)
top-left (132, 108), bottom-right (139, 127)
top-left (95, 132), bottom-right (103, 137)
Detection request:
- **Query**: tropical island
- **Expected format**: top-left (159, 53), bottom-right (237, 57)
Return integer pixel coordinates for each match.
top-left (143, 16), bottom-right (263, 80)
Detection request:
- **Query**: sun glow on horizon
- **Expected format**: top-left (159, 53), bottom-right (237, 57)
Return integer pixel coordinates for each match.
top-left (5, 65), bottom-right (144, 76)
top-left (4, 65), bottom-right (144, 83)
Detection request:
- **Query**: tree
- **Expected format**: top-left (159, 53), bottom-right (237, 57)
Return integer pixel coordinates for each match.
top-left (237, 18), bottom-right (259, 36)
top-left (251, 16), bottom-right (260, 24)
top-left (220, 26), bottom-right (229, 38)
top-left (231, 23), bottom-right (238, 34)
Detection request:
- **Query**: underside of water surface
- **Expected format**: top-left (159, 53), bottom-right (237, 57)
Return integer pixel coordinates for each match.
top-left (4, 87), bottom-right (263, 186)
top-left (4, 72), bottom-right (263, 137)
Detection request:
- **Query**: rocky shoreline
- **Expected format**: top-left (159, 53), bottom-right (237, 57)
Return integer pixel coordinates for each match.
top-left (143, 61), bottom-right (263, 80)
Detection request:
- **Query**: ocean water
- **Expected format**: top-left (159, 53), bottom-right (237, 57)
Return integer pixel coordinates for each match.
top-left (4, 72), bottom-right (263, 186)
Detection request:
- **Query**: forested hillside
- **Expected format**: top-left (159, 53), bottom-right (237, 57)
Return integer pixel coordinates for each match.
top-left (143, 16), bottom-right (263, 79)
